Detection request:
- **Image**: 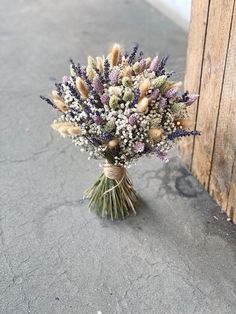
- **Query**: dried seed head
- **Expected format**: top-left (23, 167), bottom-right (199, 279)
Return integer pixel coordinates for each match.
top-left (51, 122), bottom-right (81, 137)
top-left (107, 138), bottom-right (119, 149)
top-left (123, 89), bottom-right (134, 102)
top-left (76, 77), bottom-right (89, 98)
top-left (133, 62), bottom-right (141, 74)
top-left (109, 95), bottom-right (119, 109)
top-left (96, 56), bottom-right (104, 73)
top-left (176, 119), bottom-right (192, 129)
top-left (137, 97), bottom-right (149, 113)
top-left (145, 57), bottom-right (152, 68)
top-left (151, 75), bottom-right (167, 88)
top-left (110, 43), bottom-right (121, 67)
top-left (139, 79), bottom-right (150, 99)
top-left (122, 76), bottom-right (132, 87)
top-left (51, 90), bottom-right (62, 101)
top-left (122, 66), bottom-right (132, 77)
top-left (149, 128), bottom-right (163, 140)
top-left (86, 65), bottom-right (95, 81)
top-left (53, 99), bottom-right (68, 113)
top-left (87, 56), bottom-right (96, 68)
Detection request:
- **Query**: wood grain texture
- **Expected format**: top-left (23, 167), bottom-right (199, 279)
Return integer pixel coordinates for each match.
top-left (227, 156), bottom-right (236, 222)
top-left (191, 0), bottom-right (235, 189)
top-left (208, 1), bottom-right (236, 222)
top-left (178, 0), bottom-right (210, 169)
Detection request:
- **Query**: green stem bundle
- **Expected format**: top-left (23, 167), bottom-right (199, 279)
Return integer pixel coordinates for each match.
top-left (84, 164), bottom-right (138, 220)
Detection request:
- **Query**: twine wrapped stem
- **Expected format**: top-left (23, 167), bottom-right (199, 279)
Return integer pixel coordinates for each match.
top-left (84, 161), bottom-right (138, 220)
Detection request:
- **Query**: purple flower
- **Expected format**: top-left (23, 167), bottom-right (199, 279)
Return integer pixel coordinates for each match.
top-left (62, 75), bottom-right (70, 83)
top-left (165, 87), bottom-right (178, 99)
top-left (131, 88), bottom-right (140, 107)
top-left (100, 93), bottom-right (109, 105)
top-left (80, 65), bottom-right (86, 74)
top-left (150, 56), bottom-right (159, 72)
top-left (168, 129), bottom-right (201, 140)
top-left (134, 142), bottom-right (145, 153)
top-left (150, 89), bottom-right (160, 100)
top-left (156, 150), bottom-right (169, 163)
top-left (104, 59), bottom-right (110, 83)
top-left (128, 43), bottom-right (139, 65)
top-left (92, 113), bottom-right (103, 125)
top-left (92, 75), bottom-right (104, 94)
top-left (139, 59), bottom-right (146, 70)
top-left (128, 114), bottom-right (137, 126)
top-left (101, 131), bottom-right (113, 141)
top-left (109, 68), bottom-right (120, 85)
top-left (158, 97), bottom-right (167, 111)
top-left (185, 94), bottom-right (199, 106)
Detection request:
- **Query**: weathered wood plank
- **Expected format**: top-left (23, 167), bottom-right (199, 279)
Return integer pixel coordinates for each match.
top-left (178, 0), bottom-right (210, 169)
top-left (227, 156), bottom-right (236, 223)
top-left (208, 2), bottom-right (236, 219)
top-left (191, 0), bottom-right (235, 189)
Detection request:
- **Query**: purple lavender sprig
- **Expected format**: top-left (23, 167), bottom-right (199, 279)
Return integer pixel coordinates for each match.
top-left (128, 43), bottom-right (139, 65)
top-left (155, 56), bottom-right (169, 76)
top-left (104, 59), bottom-right (110, 83)
top-left (69, 58), bottom-right (80, 76)
top-left (137, 51), bottom-right (144, 62)
top-left (131, 88), bottom-right (140, 107)
top-left (168, 129), bottom-right (201, 141)
top-left (40, 95), bottom-right (56, 108)
top-left (55, 82), bottom-right (63, 96)
top-left (92, 75), bottom-right (104, 94)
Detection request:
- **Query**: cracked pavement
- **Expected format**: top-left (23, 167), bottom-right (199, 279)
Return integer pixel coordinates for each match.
top-left (1, 0), bottom-right (236, 313)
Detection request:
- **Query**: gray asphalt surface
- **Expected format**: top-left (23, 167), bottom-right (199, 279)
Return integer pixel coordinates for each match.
top-left (1, 0), bottom-right (236, 313)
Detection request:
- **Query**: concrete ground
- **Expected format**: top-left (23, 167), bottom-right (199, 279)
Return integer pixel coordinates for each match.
top-left (1, 0), bottom-right (236, 313)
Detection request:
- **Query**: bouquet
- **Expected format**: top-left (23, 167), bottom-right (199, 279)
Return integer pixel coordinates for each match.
top-left (41, 43), bottom-right (200, 220)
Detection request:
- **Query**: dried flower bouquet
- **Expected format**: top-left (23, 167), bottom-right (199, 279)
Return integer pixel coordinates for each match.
top-left (41, 43), bottom-right (200, 219)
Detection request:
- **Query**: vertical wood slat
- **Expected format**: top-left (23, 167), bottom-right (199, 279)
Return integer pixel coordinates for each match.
top-left (209, 1), bottom-right (236, 220)
top-left (227, 157), bottom-right (236, 222)
top-left (178, 0), bottom-right (210, 169)
top-left (192, 0), bottom-right (234, 189)
top-left (179, 0), bottom-right (236, 223)
top-left (191, 0), bottom-right (235, 189)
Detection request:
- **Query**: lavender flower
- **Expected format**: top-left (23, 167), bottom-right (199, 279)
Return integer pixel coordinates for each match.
top-left (90, 137), bottom-right (102, 146)
top-left (155, 56), bottom-right (169, 76)
top-left (139, 59), bottom-right (146, 70)
top-left (165, 87), bottom-right (178, 99)
top-left (150, 56), bottom-right (159, 72)
top-left (138, 51), bottom-right (144, 61)
top-left (185, 94), bottom-right (199, 106)
top-left (92, 75), bottom-right (104, 94)
top-left (131, 88), bottom-right (140, 107)
top-left (92, 113), bottom-right (103, 125)
top-left (100, 93), bottom-right (109, 105)
top-left (109, 68), bottom-right (120, 85)
top-left (62, 75), bottom-right (70, 83)
top-left (128, 43), bottom-right (139, 65)
top-left (150, 89), bottom-right (160, 100)
top-left (158, 97), bottom-right (167, 111)
top-left (55, 82), bottom-right (63, 96)
top-left (40, 95), bottom-right (56, 108)
top-left (104, 59), bottom-right (110, 83)
top-left (134, 142), bottom-right (145, 153)
top-left (101, 131), bottom-right (113, 141)
top-left (128, 114), bottom-right (137, 126)
top-left (156, 150), bottom-right (169, 162)
top-left (69, 58), bottom-right (78, 76)
top-left (168, 129), bottom-right (201, 141)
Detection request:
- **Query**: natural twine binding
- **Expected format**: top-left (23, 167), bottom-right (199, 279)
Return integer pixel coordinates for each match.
top-left (102, 162), bottom-right (126, 196)
top-left (103, 162), bottom-right (125, 181)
